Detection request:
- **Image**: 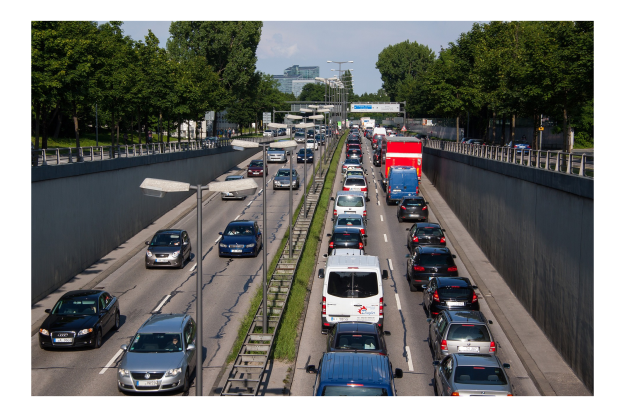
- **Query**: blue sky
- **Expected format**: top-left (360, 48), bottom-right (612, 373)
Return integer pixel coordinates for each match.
top-left (110, 21), bottom-right (481, 96)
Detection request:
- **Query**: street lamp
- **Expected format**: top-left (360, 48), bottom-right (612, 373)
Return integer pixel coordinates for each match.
top-left (296, 122), bottom-right (315, 218)
top-left (230, 139), bottom-right (297, 328)
top-left (309, 114), bottom-right (325, 175)
top-left (139, 176), bottom-right (257, 396)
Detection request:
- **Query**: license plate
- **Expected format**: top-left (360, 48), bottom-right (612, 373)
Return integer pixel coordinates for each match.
top-left (447, 301), bottom-right (464, 307)
top-left (458, 346), bottom-right (480, 352)
top-left (53, 338), bottom-right (73, 343)
top-left (136, 380), bottom-right (159, 387)
top-left (231, 249), bottom-right (242, 253)
top-left (155, 259), bottom-right (168, 262)
top-left (329, 317), bottom-right (350, 322)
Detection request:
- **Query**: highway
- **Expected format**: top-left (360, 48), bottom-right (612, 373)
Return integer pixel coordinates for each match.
top-left (289, 134), bottom-right (541, 396)
top-left (31, 142), bottom-right (316, 396)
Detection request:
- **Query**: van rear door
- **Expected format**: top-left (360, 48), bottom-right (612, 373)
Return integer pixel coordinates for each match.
top-left (325, 271), bottom-right (380, 324)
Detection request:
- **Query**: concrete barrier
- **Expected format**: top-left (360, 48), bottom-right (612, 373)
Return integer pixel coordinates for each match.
top-left (31, 146), bottom-right (259, 305)
top-left (423, 147), bottom-right (593, 392)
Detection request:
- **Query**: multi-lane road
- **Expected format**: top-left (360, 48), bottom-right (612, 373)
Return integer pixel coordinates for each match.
top-left (31, 143), bottom-right (315, 396)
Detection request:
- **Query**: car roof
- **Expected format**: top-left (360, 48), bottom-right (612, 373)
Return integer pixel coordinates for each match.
top-left (435, 277), bottom-right (472, 287)
top-left (140, 314), bottom-right (188, 333)
top-left (453, 354), bottom-right (501, 367)
top-left (155, 229), bottom-right (185, 234)
top-left (333, 227), bottom-right (362, 234)
top-left (226, 220), bottom-right (255, 226)
top-left (335, 322), bottom-right (379, 334)
top-left (416, 222), bottom-right (441, 228)
top-left (419, 246), bottom-right (451, 254)
top-left (61, 290), bottom-right (103, 300)
top-left (336, 191), bottom-right (365, 197)
top-left (445, 310), bottom-right (487, 324)
top-left (249, 159), bottom-right (263, 163)
top-left (401, 196), bottom-right (425, 201)
top-left (336, 213), bottom-right (364, 219)
top-left (345, 175), bottom-right (365, 181)
top-left (326, 254), bottom-right (380, 268)
top-left (319, 352), bottom-right (391, 384)
top-left (226, 175), bottom-right (244, 179)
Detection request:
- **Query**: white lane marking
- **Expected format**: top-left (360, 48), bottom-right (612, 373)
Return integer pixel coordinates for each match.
top-left (153, 295), bottom-right (171, 312)
top-left (100, 349), bottom-right (124, 375)
top-left (395, 293), bottom-right (402, 310)
top-left (384, 234), bottom-right (388, 242)
top-left (190, 263), bottom-right (197, 272)
top-left (214, 237), bottom-right (221, 244)
top-left (406, 346), bottom-right (415, 372)
top-left (247, 201), bottom-right (252, 207)
top-left (377, 201), bottom-right (380, 206)
top-left (380, 215), bottom-right (384, 222)
top-left (234, 215), bottom-right (240, 220)
top-left (259, 189), bottom-right (263, 194)
top-left (375, 189), bottom-right (378, 194)
top-left (388, 258), bottom-right (393, 270)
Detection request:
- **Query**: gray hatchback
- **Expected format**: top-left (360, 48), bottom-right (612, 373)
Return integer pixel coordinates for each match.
top-left (117, 314), bottom-right (196, 393)
top-left (427, 310), bottom-right (496, 361)
top-left (433, 353), bottom-right (512, 396)
top-left (145, 229), bottom-right (192, 269)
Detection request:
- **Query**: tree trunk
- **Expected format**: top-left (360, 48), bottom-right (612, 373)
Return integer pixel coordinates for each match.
top-left (532, 112), bottom-right (538, 150)
top-left (159, 111), bottom-right (163, 143)
top-left (563, 107), bottom-right (571, 152)
top-left (137, 112), bottom-right (142, 145)
top-left (178, 118), bottom-right (181, 143)
top-left (456, 115), bottom-right (460, 143)
top-left (491, 110), bottom-right (496, 145)
top-left (511, 113), bottom-right (516, 144)
top-left (500, 117), bottom-right (505, 146)
top-left (53, 109), bottom-right (62, 141)
top-left (34, 102), bottom-right (41, 150)
top-left (167, 118), bottom-right (170, 143)
top-left (111, 109), bottom-right (116, 158)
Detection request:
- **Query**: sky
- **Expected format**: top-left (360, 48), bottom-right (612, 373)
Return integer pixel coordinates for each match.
top-left (111, 21), bottom-right (481, 96)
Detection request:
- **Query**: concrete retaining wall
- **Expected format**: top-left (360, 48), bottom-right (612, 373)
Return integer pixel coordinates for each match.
top-left (31, 146), bottom-right (258, 304)
top-left (423, 147), bottom-right (593, 392)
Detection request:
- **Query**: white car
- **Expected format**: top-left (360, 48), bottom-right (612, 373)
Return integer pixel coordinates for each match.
top-left (306, 139), bottom-right (318, 150)
top-left (263, 130), bottom-right (276, 137)
top-left (221, 175), bottom-right (246, 200)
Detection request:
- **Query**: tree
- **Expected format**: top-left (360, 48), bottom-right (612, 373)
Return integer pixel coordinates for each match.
top-left (298, 83), bottom-right (325, 101)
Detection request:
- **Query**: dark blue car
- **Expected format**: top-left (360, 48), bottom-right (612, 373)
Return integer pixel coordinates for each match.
top-left (297, 148), bottom-right (314, 163)
top-left (218, 220), bottom-right (262, 257)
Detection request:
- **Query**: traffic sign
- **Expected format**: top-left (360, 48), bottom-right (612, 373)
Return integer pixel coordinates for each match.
top-left (401, 125), bottom-right (407, 132)
top-left (538, 126), bottom-right (545, 131)
top-left (262, 112), bottom-right (271, 124)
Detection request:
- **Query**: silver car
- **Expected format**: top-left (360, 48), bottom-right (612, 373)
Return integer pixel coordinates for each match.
top-left (145, 229), bottom-right (192, 269)
top-left (427, 310), bottom-right (496, 361)
top-left (332, 213), bottom-right (367, 245)
top-left (273, 168), bottom-right (300, 190)
top-left (433, 354), bottom-right (512, 396)
top-left (117, 314), bottom-right (197, 393)
top-left (222, 175), bottom-right (245, 200)
top-left (267, 148), bottom-right (287, 162)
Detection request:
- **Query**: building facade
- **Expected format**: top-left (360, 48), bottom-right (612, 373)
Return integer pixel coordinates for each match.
top-left (284, 65), bottom-right (319, 79)
top-left (272, 64), bottom-right (321, 96)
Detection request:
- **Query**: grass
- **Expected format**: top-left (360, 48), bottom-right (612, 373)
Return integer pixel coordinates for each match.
top-left (224, 145), bottom-right (330, 363)
top-left (272, 132), bottom-right (347, 360)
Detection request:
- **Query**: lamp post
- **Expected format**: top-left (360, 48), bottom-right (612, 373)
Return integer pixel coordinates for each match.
top-left (139, 176), bottom-right (258, 396)
top-left (294, 121), bottom-right (314, 218)
top-left (328, 60), bottom-right (353, 126)
top-left (230, 139), bottom-right (296, 327)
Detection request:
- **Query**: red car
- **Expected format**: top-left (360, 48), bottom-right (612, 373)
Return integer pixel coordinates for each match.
top-left (247, 159), bottom-right (264, 177)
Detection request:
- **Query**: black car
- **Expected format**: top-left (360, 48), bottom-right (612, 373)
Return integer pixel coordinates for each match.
top-left (307, 129), bottom-right (315, 138)
top-left (145, 229), bottom-right (192, 269)
top-left (39, 290), bottom-right (120, 350)
top-left (423, 277), bottom-right (479, 317)
top-left (327, 227), bottom-right (366, 255)
top-left (346, 138), bottom-right (360, 148)
top-left (397, 196), bottom-right (428, 223)
top-left (327, 322), bottom-right (390, 355)
top-left (406, 222), bottom-right (446, 253)
top-left (373, 148), bottom-right (382, 166)
top-left (297, 148), bottom-right (314, 163)
top-left (406, 246), bottom-right (458, 292)
top-left (347, 148), bottom-right (363, 163)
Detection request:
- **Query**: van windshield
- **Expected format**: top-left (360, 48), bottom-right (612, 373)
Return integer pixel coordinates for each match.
top-left (322, 386), bottom-right (387, 396)
top-left (337, 196), bottom-right (364, 207)
top-left (327, 272), bottom-right (378, 298)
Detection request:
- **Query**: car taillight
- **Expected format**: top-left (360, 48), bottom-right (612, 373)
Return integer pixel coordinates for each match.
top-left (448, 266), bottom-right (458, 272)
top-left (360, 228), bottom-right (365, 235)
top-left (433, 290), bottom-right (440, 302)
top-left (472, 292), bottom-right (478, 303)
top-left (412, 236), bottom-right (419, 242)
top-left (343, 187), bottom-right (349, 191)
top-left (322, 296), bottom-right (326, 315)
top-left (333, 209), bottom-right (337, 216)
top-left (363, 210), bottom-right (367, 217)
top-left (441, 339), bottom-right (448, 352)
top-left (451, 392), bottom-right (460, 396)
top-left (401, 205), bottom-right (406, 210)
top-left (489, 341), bottom-right (496, 353)
top-left (440, 236), bottom-right (446, 243)
top-left (362, 187), bottom-right (367, 192)
top-left (342, 165), bottom-right (347, 170)
top-left (329, 241), bottom-right (334, 248)
top-left (413, 265), bottom-right (425, 271)
top-left (379, 297), bottom-right (383, 317)
top-left (359, 242), bottom-right (363, 249)
top-left (422, 206), bottom-right (427, 211)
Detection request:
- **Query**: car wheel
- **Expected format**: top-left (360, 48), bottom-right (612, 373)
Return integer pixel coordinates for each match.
top-left (145, 263), bottom-right (150, 269)
top-left (181, 369), bottom-right (190, 393)
top-left (409, 280), bottom-right (418, 292)
top-left (93, 329), bottom-right (102, 349)
top-left (253, 246), bottom-right (259, 258)
top-left (113, 310), bottom-right (120, 330)
top-left (397, 215), bottom-right (403, 223)
top-left (178, 256), bottom-right (185, 269)
top-left (433, 374), bottom-right (439, 396)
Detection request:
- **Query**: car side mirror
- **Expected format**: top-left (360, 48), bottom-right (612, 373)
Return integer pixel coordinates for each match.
top-left (218, 232), bottom-right (223, 235)
top-left (503, 363), bottom-right (511, 369)
top-left (426, 318), bottom-right (432, 323)
top-left (145, 241), bottom-right (150, 245)
top-left (120, 344), bottom-right (128, 351)
top-left (363, 234), bottom-right (368, 238)
top-left (382, 270), bottom-right (389, 280)
top-left (405, 228), bottom-right (409, 231)
top-left (327, 233), bottom-right (332, 237)
top-left (422, 285), bottom-right (427, 289)
top-left (488, 320), bottom-right (493, 324)
top-left (384, 330), bottom-right (391, 336)
top-left (187, 344), bottom-right (196, 351)
top-left (395, 369), bottom-right (403, 379)
top-left (425, 201), bottom-right (428, 204)
top-left (318, 269), bottom-right (325, 279)
top-left (330, 197), bottom-right (335, 201)
top-left (442, 229), bottom-right (446, 232)
top-left (452, 255), bottom-right (457, 258)
top-left (405, 254), bottom-right (410, 258)
top-left (306, 365), bottom-right (317, 374)
top-left (323, 254), bottom-right (328, 258)
top-left (45, 309), bottom-right (51, 314)
top-left (432, 361), bottom-right (440, 366)
top-left (473, 285), bottom-right (478, 289)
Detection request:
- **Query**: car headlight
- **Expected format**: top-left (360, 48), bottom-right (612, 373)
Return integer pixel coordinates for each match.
top-left (39, 328), bottom-right (49, 336)
top-left (118, 368), bottom-right (130, 377)
top-left (165, 367), bottom-right (182, 377)
top-left (171, 251), bottom-right (180, 258)
top-left (219, 243), bottom-right (227, 248)
top-left (245, 243), bottom-right (255, 248)
top-left (147, 250), bottom-right (153, 257)
top-left (274, 181), bottom-right (280, 185)
top-left (77, 328), bottom-right (93, 336)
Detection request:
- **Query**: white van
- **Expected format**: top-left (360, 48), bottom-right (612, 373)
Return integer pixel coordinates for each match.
top-left (373, 127), bottom-right (387, 137)
top-left (319, 255), bottom-right (388, 333)
top-left (331, 191), bottom-right (366, 221)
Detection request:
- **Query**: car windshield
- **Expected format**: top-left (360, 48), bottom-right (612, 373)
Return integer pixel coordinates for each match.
top-left (447, 324), bottom-right (489, 341)
top-left (417, 227), bottom-right (443, 236)
top-left (225, 176), bottom-right (242, 181)
top-left (150, 233), bottom-right (182, 246)
top-left (419, 254), bottom-right (454, 267)
top-left (322, 386), bottom-right (387, 396)
top-left (345, 178), bottom-right (366, 186)
top-left (249, 161), bottom-right (263, 167)
top-left (438, 287), bottom-right (473, 299)
top-left (344, 159), bottom-right (360, 165)
top-left (298, 149), bottom-right (313, 155)
top-left (454, 366), bottom-right (507, 385)
top-left (337, 196), bottom-right (364, 207)
top-left (346, 171), bottom-right (364, 177)
top-left (276, 170), bottom-right (295, 177)
top-left (403, 199), bottom-right (424, 206)
top-left (334, 233), bottom-right (361, 243)
top-left (327, 271), bottom-right (378, 298)
top-left (224, 224), bottom-right (254, 236)
top-left (51, 298), bottom-right (98, 315)
top-left (336, 334), bottom-right (379, 350)
top-left (307, 139), bottom-right (315, 143)
top-left (337, 218), bottom-right (363, 227)
top-left (270, 148), bottom-right (284, 152)
top-left (129, 332), bottom-right (184, 353)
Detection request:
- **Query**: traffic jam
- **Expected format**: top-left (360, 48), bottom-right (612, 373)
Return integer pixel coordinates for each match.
top-left (301, 121), bottom-right (515, 396)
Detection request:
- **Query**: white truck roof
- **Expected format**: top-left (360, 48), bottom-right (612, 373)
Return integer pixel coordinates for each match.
top-left (326, 254), bottom-right (380, 270)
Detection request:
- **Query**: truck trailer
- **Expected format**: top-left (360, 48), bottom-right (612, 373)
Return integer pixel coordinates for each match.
top-left (381, 137), bottom-right (423, 188)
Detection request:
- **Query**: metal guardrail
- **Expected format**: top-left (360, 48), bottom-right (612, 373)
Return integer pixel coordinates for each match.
top-left (425, 140), bottom-right (594, 179)
top-left (30, 137), bottom-right (266, 167)
top-left (220, 133), bottom-right (342, 396)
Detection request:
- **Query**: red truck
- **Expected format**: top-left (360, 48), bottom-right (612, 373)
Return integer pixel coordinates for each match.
top-left (381, 137), bottom-right (423, 187)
